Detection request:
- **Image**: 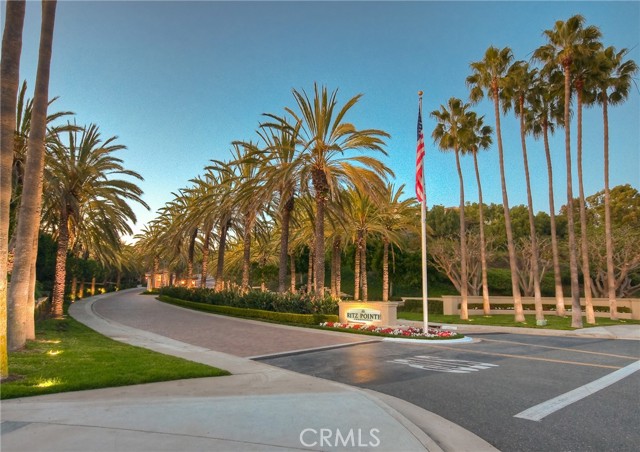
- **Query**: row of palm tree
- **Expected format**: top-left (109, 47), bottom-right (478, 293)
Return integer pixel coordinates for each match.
top-left (435, 15), bottom-right (637, 328)
top-left (136, 85), bottom-right (418, 303)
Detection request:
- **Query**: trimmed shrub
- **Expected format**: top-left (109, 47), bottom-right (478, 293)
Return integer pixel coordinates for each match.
top-left (400, 298), bottom-right (444, 315)
top-left (158, 286), bottom-right (339, 315)
top-left (158, 295), bottom-right (339, 325)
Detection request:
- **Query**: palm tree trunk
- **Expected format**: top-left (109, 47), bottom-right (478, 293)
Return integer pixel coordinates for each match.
top-left (151, 256), bottom-right (159, 290)
top-left (361, 234), bottom-right (368, 302)
top-left (278, 195), bottom-right (293, 293)
top-left (312, 168), bottom-right (328, 296)
top-left (354, 233), bottom-right (361, 300)
top-left (115, 272), bottom-right (121, 291)
top-left (543, 118), bottom-right (565, 316)
top-left (602, 95), bottom-right (617, 319)
top-left (314, 196), bottom-right (326, 296)
top-left (576, 88), bottom-right (595, 324)
top-left (473, 152), bottom-right (490, 315)
top-left (200, 226), bottom-right (211, 288)
top-left (26, 233), bottom-right (37, 339)
top-left (331, 237), bottom-right (340, 297)
top-left (492, 86), bottom-right (524, 322)
top-left (70, 276), bottom-right (77, 301)
top-left (563, 65), bottom-right (583, 328)
top-left (215, 220), bottom-right (228, 291)
top-left (51, 211), bottom-right (69, 318)
top-left (335, 246), bottom-right (342, 298)
top-left (187, 227), bottom-right (197, 288)
top-left (455, 149), bottom-right (468, 320)
top-left (7, 0), bottom-right (57, 350)
top-left (1, 0), bottom-right (26, 376)
top-left (242, 215), bottom-right (252, 291)
top-left (306, 243), bottom-right (314, 293)
top-left (78, 280), bottom-right (84, 299)
top-left (290, 253), bottom-right (296, 293)
top-left (90, 276), bottom-right (96, 296)
top-left (518, 98), bottom-right (544, 322)
top-left (382, 238), bottom-right (390, 302)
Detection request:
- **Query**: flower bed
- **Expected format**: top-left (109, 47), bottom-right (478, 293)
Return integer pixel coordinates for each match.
top-left (319, 322), bottom-right (462, 339)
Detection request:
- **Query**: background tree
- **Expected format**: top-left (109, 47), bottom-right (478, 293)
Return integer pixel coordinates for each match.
top-left (534, 14), bottom-right (601, 327)
top-left (467, 46), bottom-right (525, 322)
top-left (431, 97), bottom-right (473, 319)
top-left (593, 46), bottom-right (638, 319)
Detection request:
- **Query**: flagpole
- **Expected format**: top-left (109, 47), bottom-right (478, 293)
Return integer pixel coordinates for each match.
top-left (418, 91), bottom-right (429, 332)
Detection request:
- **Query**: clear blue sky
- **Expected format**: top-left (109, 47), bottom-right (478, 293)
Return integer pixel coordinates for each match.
top-left (7, 0), bottom-right (640, 238)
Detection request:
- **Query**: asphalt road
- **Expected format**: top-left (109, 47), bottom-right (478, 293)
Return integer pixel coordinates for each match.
top-left (259, 333), bottom-right (640, 452)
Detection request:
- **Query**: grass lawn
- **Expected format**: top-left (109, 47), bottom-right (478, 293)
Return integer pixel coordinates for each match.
top-left (397, 311), bottom-right (640, 330)
top-left (1, 316), bottom-right (229, 400)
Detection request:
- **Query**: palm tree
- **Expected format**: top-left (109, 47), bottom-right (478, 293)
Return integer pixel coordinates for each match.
top-left (592, 46), bottom-right (638, 319)
top-left (1, 0), bottom-right (26, 376)
top-left (431, 97), bottom-right (474, 320)
top-left (464, 112), bottom-right (493, 315)
top-left (201, 161), bottom-right (239, 291)
top-left (502, 61), bottom-right (545, 323)
top-left (467, 46), bottom-right (525, 323)
top-left (344, 188), bottom-right (379, 302)
top-left (245, 116), bottom-right (302, 293)
top-left (8, 0), bottom-right (57, 350)
top-left (529, 67), bottom-right (566, 316)
top-left (226, 143), bottom-right (270, 291)
top-left (573, 53), bottom-right (600, 324)
top-left (377, 184), bottom-right (419, 302)
top-left (286, 84), bottom-right (391, 296)
top-left (534, 15), bottom-right (601, 328)
top-left (45, 124), bottom-right (147, 317)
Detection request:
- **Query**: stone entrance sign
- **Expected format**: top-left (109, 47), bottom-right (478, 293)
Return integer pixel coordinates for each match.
top-left (338, 302), bottom-right (399, 327)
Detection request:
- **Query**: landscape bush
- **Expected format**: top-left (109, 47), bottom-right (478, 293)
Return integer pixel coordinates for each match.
top-left (158, 295), bottom-right (339, 325)
top-left (158, 286), bottom-right (339, 315)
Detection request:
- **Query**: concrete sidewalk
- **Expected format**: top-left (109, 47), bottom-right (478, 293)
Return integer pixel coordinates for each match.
top-left (1, 291), bottom-right (497, 452)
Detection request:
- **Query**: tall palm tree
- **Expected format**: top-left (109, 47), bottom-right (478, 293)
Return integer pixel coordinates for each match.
top-left (1, 0), bottom-right (26, 376)
top-left (377, 184), bottom-right (419, 302)
top-left (201, 161), bottom-right (239, 291)
top-left (502, 61), bottom-right (545, 323)
top-left (344, 187), bottom-right (379, 302)
top-left (247, 116), bottom-right (302, 293)
top-left (8, 0), bottom-right (57, 350)
top-left (592, 46), bottom-right (638, 319)
top-left (467, 46), bottom-right (525, 323)
top-left (534, 15), bottom-right (601, 328)
top-left (286, 84), bottom-right (391, 296)
top-left (573, 53), bottom-right (600, 324)
top-left (529, 67), bottom-right (566, 316)
top-left (464, 113), bottom-right (493, 315)
top-left (226, 143), bottom-right (270, 291)
top-left (45, 124), bottom-right (147, 317)
top-left (431, 97), bottom-right (473, 320)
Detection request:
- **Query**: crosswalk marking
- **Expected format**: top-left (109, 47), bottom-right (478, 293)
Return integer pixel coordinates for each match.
top-left (389, 355), bottom-right (499, 374)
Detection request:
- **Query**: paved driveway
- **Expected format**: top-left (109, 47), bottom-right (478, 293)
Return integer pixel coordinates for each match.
top-left (93, 291), bottom-right (373, 358)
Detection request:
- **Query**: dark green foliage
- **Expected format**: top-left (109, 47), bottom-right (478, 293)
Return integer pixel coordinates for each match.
top-left (158, 295), bottom-right (339, 325)
top-left (400, 298), bottom-right (444, 314)
top-left (486, 268), bottom-right (514, 295)
top-left (158, 286), bottom-right (339, 315)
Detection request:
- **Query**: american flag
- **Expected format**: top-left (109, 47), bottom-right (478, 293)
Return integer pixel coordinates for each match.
top-left (415, 101), bottom-right (425, 202)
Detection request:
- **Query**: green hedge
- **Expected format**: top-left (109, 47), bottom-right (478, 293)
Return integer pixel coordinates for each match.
top-left (401, 299), bottom-right (444, 315)
top-left (158, 286), bottom-right (338, 315)
top-left (158, 295), bottom-right (339, 325)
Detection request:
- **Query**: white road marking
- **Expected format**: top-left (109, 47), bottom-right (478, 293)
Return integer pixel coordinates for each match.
top-left (514, 359), bottom-right (640, 422)
top-left (390, 355), bottom-right (499, 373)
